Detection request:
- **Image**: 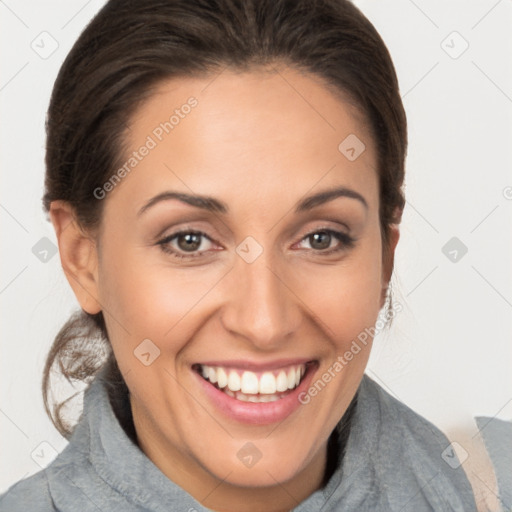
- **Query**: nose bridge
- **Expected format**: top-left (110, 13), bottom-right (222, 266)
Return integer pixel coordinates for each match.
top-left (220, 246), bottom-right (300, 348)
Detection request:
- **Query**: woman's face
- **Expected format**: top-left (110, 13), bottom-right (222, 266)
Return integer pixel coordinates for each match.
top-left (74, 67), bottom-right (396, 505)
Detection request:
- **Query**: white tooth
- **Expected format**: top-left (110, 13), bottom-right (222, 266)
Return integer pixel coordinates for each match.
top-left (259, 372), bottom-right (277, 394)
top-left (287, 368), bottom-right (296, 389)
top-left (224, 388), bottom-right (235, 398)
top-left (217, 367), bottom-right (228, 388)
top-left (295, 367), bottom-right (301, 387)
top-left (237, 392), bottom-right (249, 402)
top-left (247, 395), bottom-right (259, 403)
top-left (258, 395), bottom-right (272, 402)
top-left (241, 371), bottom-right (259, 394)
top-left (268, 395), bottom-right (280, 402)
top-left (201, 365), bottom-right (209, 379)
top-left (300, 365), bottom-right (306, 377)
top-left (208, 366), bottom-right (218, 384)
top-left (276, 371), bottom-right (288, 392)
top-left (227, 370), bottom-right (241, 392)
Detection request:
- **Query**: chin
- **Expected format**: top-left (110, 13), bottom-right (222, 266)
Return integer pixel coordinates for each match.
top-left (197, 440), bottom-right (316, 488)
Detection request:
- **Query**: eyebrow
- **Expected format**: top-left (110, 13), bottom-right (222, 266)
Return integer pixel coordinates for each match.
top-left (137, 186), bottom-right (368, 217)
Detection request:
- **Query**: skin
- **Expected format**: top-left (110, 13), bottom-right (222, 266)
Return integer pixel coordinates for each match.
top-left (50, 66), bottom-right (399, 512)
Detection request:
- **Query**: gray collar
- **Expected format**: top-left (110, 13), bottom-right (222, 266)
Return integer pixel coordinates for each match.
top-left (45, 368), bottom-right (477, 511)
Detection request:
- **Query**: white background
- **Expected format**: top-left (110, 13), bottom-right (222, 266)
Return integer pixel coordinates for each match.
top-left (1, 0), bottom-right (511, 493)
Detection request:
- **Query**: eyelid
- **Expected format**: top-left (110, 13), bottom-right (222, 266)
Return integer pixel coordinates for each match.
top-left (290, 219), bottom-right (353, 245)
top-left (158, 228), bottom-right (214, 243)
top-left (293, 227), bottom-right (356, 252)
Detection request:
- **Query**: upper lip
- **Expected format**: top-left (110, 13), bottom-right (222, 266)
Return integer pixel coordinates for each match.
top-left (193, 358), bottom-right (316, 372)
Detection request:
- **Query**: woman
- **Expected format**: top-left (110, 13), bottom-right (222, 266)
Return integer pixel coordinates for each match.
top-left (0, 0), bottom-right (477, 510)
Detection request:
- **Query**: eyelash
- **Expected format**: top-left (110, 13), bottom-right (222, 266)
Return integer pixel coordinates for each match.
top-left (157, 228), bottom-right (356, 260)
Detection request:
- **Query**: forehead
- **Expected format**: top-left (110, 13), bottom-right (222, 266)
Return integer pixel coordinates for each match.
top-left (107, 67), bottom-right (378, 216)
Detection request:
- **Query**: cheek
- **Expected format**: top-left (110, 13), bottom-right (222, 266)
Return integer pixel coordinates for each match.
top-left (97, 245), bottom-right (225, 347)
top-left (294, 242), bottom-right (383, 346)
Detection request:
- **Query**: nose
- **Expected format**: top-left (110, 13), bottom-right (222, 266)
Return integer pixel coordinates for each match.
top-left (219, 250), bottom-right (302, 351)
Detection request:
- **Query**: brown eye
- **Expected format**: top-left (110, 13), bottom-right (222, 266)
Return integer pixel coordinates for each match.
top-left (157, 230), bottom-right (217, 259)
top-left (176, 232), bottom-right (202, 252)
top-left (296, 228), bottom-right (356, 254)
top-left (308, 231), bottom-right (332, 250)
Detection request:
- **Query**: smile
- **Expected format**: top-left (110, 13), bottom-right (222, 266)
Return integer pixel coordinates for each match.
top-left (195, 363), bottom-right (307, 403)
top-left (192, 360), bottom-right (318, 424)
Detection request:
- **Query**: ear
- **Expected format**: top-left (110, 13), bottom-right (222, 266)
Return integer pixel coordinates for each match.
top-left (49, 201), bottom-right (102, 315)
top-left (381, 224), bottom-right (400, 308)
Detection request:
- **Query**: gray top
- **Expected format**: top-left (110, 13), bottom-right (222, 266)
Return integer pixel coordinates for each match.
top-left (476, 416), bottom-right (512, 510)
top-left (0, 370), bottom-right (477, 511)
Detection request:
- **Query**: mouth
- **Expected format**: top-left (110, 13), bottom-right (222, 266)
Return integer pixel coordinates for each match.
top-left (192, 360), bottom-right (316, 405)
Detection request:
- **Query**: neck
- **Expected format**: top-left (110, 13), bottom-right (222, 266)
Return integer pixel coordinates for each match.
top-left (134, 417), bottom-right (329, 512)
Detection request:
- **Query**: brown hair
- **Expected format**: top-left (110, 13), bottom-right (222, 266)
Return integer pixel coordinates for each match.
top-left (42, 0), bottom-right (407, 437)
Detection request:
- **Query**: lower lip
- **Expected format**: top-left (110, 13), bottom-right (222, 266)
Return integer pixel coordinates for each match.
top-left (193, 363), bottom-right (318, 425)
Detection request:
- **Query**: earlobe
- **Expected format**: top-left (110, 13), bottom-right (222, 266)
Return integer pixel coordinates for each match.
top-left (49, 201), bottom-right (102, 315)
top-left (381, 225), bottom-right (400, 308)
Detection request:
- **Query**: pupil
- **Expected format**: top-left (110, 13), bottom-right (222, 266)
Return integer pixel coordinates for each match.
top-left (311, 231), bottom-right (331, 250)
top-left (178, 233), bottom-right (201, 252)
